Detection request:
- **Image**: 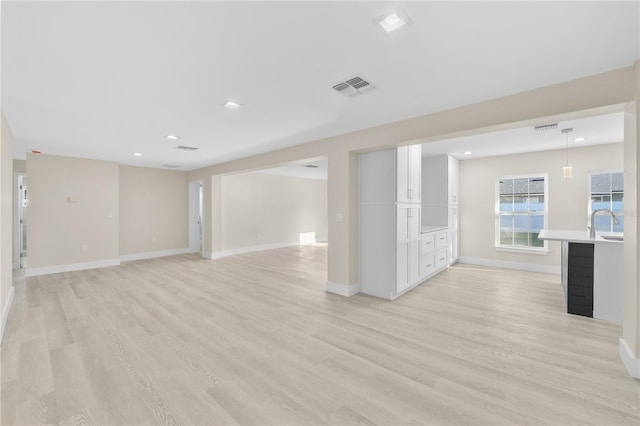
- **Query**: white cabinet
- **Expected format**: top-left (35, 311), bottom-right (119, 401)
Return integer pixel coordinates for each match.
top-left (449, 206), bottom-right (459, 262)
top-left (420, 227), bottom-right (449, 279)
top-left (396, 145), bottom-right (421, 204)
top-left (359, 145), bottom-right (423, 300)
top-left (360, 145), bottom-right (421, 205)
top-left (447, 155), bottom-right (459, 205)
top-left (422, 154), bottom-right (459, 265)
top-left (396, 205), bottom-right (421, 293)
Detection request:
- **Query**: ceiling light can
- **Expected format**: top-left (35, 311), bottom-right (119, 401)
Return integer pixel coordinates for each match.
top-left (223, 100), bottom-right (242, 110)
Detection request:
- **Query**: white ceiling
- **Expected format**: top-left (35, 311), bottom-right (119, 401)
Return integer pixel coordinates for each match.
top-left (2, 1), bottom-right (639, 171)
top-left (422, 111), bottom-right (625, 160)
top-left (258, 158), bottom-right (328, 181)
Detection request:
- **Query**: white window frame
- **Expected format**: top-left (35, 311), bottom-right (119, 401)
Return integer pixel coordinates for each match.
top-left (588, 169), bottom-right (623, 233)
top-left (495, 173), bottom-right (548, 254)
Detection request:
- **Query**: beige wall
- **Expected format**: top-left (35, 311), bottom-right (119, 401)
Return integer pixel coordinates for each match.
top-left (220, 172), bottom-right (327, 251)
top-left (1, 112), bottom-right (14, 337)
top-left (119, 166), bottom-right (188, 256)
top-left (622, 62), bottom-right (640, 360)
top-left (189, 66), bottom-right (635, 288)
top-left (13, 159), bottom-right (25, 173)
top-left (27, 154), bottom-right (119, 270)
top-left (458, 144), bottom-right (624, 272)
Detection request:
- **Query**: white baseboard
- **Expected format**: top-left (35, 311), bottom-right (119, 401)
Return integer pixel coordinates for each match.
top-left (203, 241), bottom-right (312, 261)
top-left (120, 248), bottom-right (190, 262)
top-left (619, 338), bottom-right (640, 379)
top-left (457, 256), bottom-right (560, 275)
top-left (25, 258), bottom-right (121, 277)
top-left (325, 280), bottom-right (360, 297)
top-left (202, 251), bottom-right (223, 260)
top-left (1, 286), bottom-right (16, 344)
top-left (222, 241), bottom-right (300, 257)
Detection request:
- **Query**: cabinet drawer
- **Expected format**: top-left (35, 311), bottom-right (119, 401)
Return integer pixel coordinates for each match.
top-left (568, 243), bottom-right (594, 259)
top-left (421, 254), bottom-right (435, 277)
top-left (435, 248), bottom-right (448, 269)
top-left (435, 230), bottom-right (448, 249)
top-left (421, 233), bottom-right (435, 254)
top-left (568, 265), bottom-right (594, 279)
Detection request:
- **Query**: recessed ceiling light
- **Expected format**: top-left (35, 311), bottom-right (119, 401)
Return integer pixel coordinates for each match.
top-left (133, 152), bottom-right (143, 157)
top-left (374, 10), bottom-right (411, 33)
top-left (223, 100), bottom-right (242, 110)
top-left (464, 151), bottom-right (472, 155)
top-left (166, 134), bottom-right (179, 140)
top-left (574, 137), bottom-right (586, 142)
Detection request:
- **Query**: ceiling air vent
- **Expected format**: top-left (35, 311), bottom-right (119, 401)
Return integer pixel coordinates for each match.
top-left (331, 75), bottom-right (376, 97)
top-left (175, 145), bottom-right (199, 151)
top-left (303, 164), bottom-right (319, 168)
top-left (534, 123), bottom-right (558, 132)
top-left (162, 164), bottom-right (180, 168)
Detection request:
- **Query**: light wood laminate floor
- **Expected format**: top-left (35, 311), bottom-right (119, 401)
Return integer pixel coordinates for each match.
top-left (1, 244), bottom-right (638, 425)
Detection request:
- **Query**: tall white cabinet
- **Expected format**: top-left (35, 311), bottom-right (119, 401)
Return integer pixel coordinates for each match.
top-left (422, 154), bottom-right (459, 265)
top-left (359, 145), bottom-right (422, 299)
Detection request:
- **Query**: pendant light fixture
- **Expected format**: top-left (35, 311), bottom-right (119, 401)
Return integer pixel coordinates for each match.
top-left (561, 128), bottom-right (573, 179)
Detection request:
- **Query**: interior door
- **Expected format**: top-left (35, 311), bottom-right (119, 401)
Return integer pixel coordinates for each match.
top-left (18, 175), bottom-right (27, 268)
top-left (188, 180), bottom-right (203, 254)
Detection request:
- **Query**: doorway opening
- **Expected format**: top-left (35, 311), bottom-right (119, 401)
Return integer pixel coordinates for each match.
top-left (13, 173), bottom-right (27, 269)
top-left (188, 180), bottom-right (203, 255)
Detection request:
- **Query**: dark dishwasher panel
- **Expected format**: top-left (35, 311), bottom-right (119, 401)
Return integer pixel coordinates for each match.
top-left (567, 242), bottom-right (594, 318)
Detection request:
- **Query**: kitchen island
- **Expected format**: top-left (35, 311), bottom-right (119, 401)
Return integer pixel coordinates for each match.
top-left (538, 230), bottom-right (623, 324)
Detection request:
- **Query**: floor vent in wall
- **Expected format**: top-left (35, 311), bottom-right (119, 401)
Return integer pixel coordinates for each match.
top-left (331, 75), bottom-right (376, 97)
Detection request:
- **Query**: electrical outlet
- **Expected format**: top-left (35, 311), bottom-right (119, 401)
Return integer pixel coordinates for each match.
top-left (81, 245), bottom-right (88, 252)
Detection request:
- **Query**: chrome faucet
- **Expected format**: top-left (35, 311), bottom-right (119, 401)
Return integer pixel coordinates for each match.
top-left (589, 209), bottom-right (619, 239)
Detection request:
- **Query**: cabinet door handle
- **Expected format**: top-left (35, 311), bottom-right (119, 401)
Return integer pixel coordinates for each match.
top-left (408, 188), bottom-right (413, 199)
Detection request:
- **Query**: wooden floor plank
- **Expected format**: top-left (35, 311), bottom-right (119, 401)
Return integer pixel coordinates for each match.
top-left (2, 244), bottom-right (639, 425)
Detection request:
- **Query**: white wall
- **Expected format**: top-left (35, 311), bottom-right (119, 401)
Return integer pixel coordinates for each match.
top-left (1, 112), bottom-right (15, 341)
top-left (27, 154), bottom-right (120, 273)
top-left (622, 64), bottom-right (640, 374)
top-left (220, 172), bottom-right (327, 253)
top-left (119, 166), bottom-right (188, 257)
top-left (458, 143), bottom-right (624, 273)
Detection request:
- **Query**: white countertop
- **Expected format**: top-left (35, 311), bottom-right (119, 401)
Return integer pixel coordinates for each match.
top-left (421, 225), bottom-right (448, 234)
top-left (538, 230), bottom-right (623, 244)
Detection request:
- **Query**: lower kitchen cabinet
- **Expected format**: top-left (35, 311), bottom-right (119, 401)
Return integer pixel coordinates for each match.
top-left (420, 227), bottom-right (449, 279)
top-left (567, 242), bottom-right (594, 318)
top-left (359, 204), bottom-right (422, 299)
